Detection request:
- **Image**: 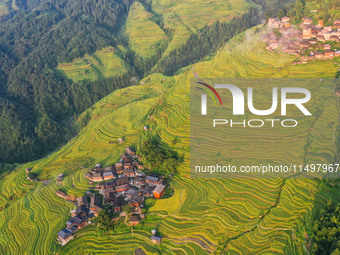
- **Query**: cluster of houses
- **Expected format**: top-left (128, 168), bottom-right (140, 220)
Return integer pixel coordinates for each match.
top-left (56, 147), bottom-right (166, 246)
top-left (263, 16), bottom-right (339, 63)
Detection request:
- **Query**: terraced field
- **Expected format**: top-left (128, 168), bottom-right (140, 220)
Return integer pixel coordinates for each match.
top-left (0, 26), bottom-right (340, 254)
top-left (151, 0), bottom-right (250, 54)
top-left (126, 2), bottom-right (169, 59)
top-left (58, 47), bottom-right (128, 82)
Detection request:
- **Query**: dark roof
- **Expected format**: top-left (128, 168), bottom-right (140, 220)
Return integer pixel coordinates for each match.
top-left (126, 188), bottom-right (139, 197)
top-left (71, 216), bottom-right (84, 225)
top-left (104, 187), bottom-right (115, 195)
top-left (142, 185), bottom-right (155, 195)
top-left (66, 220), bottom-right (74, 226)
top-left (134, 177), bottom-right (145, 184)
top-left (129, 214), bottom-right (140, 222)
top-left (76, 196), bottom-right (88, 206)
top-left (146, 175), bottom-right (159, 183)
top-left (113, 196), bottom-right (124, 207)
top-left (115, 184), bottom-right (129, 192)
top-left (124, 168), bottom-right (134, 175)
top-left (93, 173), bottom-right (102, 178)
top-left (105, 181), bottom-right (115, 188)
top-left (151, 235), bottom-right (162, 242)
top-left (131, 195), bottom-right (144, 205)
top-left (58, 228), bottom-right (72, 239)
top-left (116, 177), bottom-right (129, 186)
top-left (76, 204), bottom-right (88, 214)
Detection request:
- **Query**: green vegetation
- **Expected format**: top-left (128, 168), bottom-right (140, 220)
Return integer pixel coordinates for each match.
top-left (93, 210), bottom-right (115, 232)
top-left (311, 200), bottom-right (340, 255)
top-left (58, 47), bottom-right (128, 82)
top-left (138, 139), bottom-right (182, 175)
top-left (126, 2), bottom-right (168, 59)
top-left (0, 0), bottom-right (259, 164)
top-left (0, 24), bottom-right (339, 253)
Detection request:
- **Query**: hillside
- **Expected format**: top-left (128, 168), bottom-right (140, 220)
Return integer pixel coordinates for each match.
top-left (0, 0), bottom-right (258, 164)
top-left (0, 25), bottom-right (339, 254)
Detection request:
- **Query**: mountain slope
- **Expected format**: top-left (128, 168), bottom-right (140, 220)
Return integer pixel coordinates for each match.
top-left (0, 26), bottom-right (339, 254)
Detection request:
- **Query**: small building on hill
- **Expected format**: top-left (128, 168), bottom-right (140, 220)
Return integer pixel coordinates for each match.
top-left (116, 177), bottom-right (129, 186)
top-left (115, 184), bottom-right (129, 193)
top-left (153, 184), bottom-right (166, 199)
top-left (150, 235), bottom-right (162, 244)
top-left (57, 228), bottom-right (73, 245)
top-left (146, 175), bottom-right (160, 185)
top-left (92, 173), bottom-right (103, 182)
top-left (129, 214), bottom-right (140, 226)
top-left (103, 171), bottom-right (115, 180)
top-left (130, 195), bottom-right (144, 207)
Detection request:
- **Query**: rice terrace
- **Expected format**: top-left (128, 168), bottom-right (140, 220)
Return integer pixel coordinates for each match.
top-left (0, 0), bottom-right (339, 254)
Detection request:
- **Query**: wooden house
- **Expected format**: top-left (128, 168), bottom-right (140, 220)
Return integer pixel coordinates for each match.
top-left (57, 228), bottom-right (73, 245)
top-left (115, 184), bottom-right (129, 193)
top-left (130, 195), bottom-right (144, 207)
top-left (129, 214), bottom-right (140, 226)
top-left (153, 184), bottom-right (166, 199)
top-left (151, 235), bottom-right (162, 244)
top-left (116, 177), bottom-right (129, 186)
top-left (145, 175), bottom-right (160, 185)
top-left (92, 173), bottom-right (103, 182)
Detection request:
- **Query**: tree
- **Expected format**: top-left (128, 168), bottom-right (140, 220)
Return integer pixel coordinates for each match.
top-left (311, 201), bottom-right (340, 255)
top-left (93, 210), bottom-right (114, 232)
top-left (277, 9), bottom-right (285, 18)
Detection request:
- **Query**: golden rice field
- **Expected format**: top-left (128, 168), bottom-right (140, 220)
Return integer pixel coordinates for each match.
top-left (0, 26), bottom-right (339, 254)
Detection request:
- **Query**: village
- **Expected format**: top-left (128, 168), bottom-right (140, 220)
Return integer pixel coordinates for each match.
top-left (55, 147), bottom-right (166, 246)
top-left (262, 16), bottom-right (340, 64)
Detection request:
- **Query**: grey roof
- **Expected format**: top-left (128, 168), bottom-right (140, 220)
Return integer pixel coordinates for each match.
top-left (153, 184), bottom-right (166, 194)
top-left (58, 228), bottom-right (72, 239)
top-left (151, 235), bottom-right (162, 242)
top-left (66, 220), bottom-right (74, 226)
top-left (103, 171), bottom-right (114, 177)
top-left (131, 195), bottom-right (144, 205)
top-left (76, 204), bottom-right (88, 214)
top-left (116, 177), bottom-right (129, 186)
top-left (146, 175), bottom-right (159, 183)
top-left (143, 186), bottom-right (155, 195)
top-left (72, 216), bottom-right (84, 225)
top-left (126, 188), bottom-right (139, 197)
top-left (134, 177), bottom-right (145, 184)
top-left (104, 166), bottom-right (114, 171)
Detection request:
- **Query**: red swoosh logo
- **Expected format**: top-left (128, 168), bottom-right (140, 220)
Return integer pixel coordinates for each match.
top-left (197, 82), bottom-right (223, 106)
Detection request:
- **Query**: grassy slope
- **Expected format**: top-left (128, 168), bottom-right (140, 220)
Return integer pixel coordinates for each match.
top-left (58, 47), bottom-right (128, 82)
top-left (126, 2), bottom-right (168, 59)
top-left (57, 0), bottom-right (250, 83)
top-left (0, 26), bottom-right (339, 254)
top-left (152, 0), bottom-right (250, 54)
